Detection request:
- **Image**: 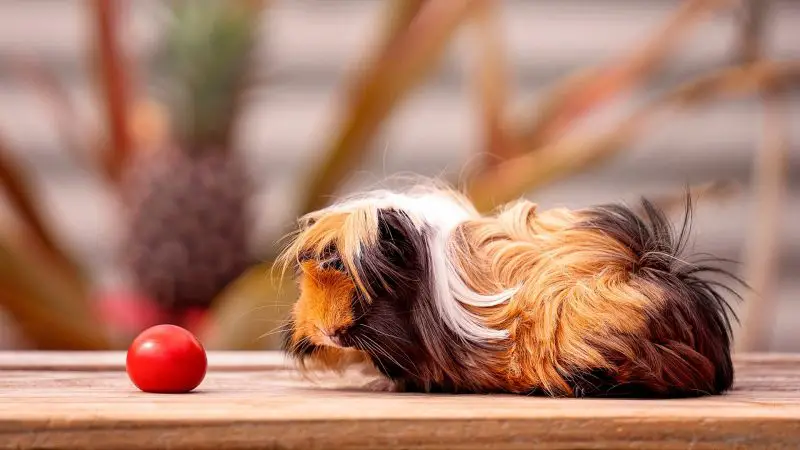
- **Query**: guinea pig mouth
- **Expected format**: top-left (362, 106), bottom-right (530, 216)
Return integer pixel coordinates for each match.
top-left (317, 326), bottom-right (352, 348)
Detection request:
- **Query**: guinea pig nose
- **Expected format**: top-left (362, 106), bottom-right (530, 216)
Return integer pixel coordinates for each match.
top-left (329, 327), bottom-right (348, 345)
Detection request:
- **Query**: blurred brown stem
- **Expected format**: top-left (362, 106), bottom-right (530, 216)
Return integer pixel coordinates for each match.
top-left (516, 0), bottom-right (732, 151)
top-left (736, 0), bottom-right (768, 65)
top-left (298, 0), bottom-right (484, 215)
top-left (0, 135), bottom-right (85, 284)
top-left (470, 0), bottom-right (512, 169)
top-left (736, 88), bottom-right (789, 352)
top-left (6, 57), bottom-right (99, 176)
top-left (0, 237), bottom-right (110, 350)
top-left (735, 0), bottom-right (786, 352)
top-left (90, 0), bottom-right (133, 184)
top-left (338, 0), bottom-right (428, 107)
top-left (467, 60), bottom-right (800, 212)
top-left (378, 0), bottom-right (428, 53)
top-left (641, 180), bottom-right (741, 216)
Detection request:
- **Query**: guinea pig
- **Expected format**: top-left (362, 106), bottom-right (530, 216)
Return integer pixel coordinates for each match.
top-left (277, 184), bottom-right (740, 398)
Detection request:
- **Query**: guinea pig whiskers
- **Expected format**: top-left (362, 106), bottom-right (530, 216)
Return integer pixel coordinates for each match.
top-left (354, 335), bottom-right (391, 376)
top-left (350, 309), bottom-right (370, 325)
top-left (362, 336), bottom-right (409, 372)
top-left (290, 336), bottom-right (316, 357)
top-left (364, 336), bottom-right (417, 374)
top-left (257, 322), bottom-right (295, 340)
top-left (358, 333), bottom-right (416, 377)
top-left (359, 323), bottom-right (411, 344)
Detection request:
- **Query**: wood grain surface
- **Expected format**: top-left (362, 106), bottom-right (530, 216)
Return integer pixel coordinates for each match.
top-left (1, 352), bottom-right (800, 449)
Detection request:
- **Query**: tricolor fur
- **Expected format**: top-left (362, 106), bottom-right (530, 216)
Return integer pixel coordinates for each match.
top-left (277, 185), bottom-right (740, 397)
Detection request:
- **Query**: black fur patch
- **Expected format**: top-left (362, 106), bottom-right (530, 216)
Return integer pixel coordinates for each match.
top-left (341, 209), bottom-right (502, 393)
top-left (281, 317), bottom-right (323, 359)
top-left (346, 209), bottom-right (444, 385)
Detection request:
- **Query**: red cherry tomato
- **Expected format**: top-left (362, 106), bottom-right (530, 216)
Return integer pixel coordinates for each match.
top-left (126, 324), bottom-right (207, 393)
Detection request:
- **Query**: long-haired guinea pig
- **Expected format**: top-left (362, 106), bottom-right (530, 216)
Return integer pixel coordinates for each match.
top-left (277, 184), bottom-right (741, 398)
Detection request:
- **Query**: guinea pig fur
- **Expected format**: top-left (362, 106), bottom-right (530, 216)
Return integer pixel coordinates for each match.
top-left (277, 185), bottom-right (740, 398)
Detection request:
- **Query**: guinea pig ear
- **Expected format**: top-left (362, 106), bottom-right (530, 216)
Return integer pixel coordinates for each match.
top-left (354, 208), bottom-right (428, 298)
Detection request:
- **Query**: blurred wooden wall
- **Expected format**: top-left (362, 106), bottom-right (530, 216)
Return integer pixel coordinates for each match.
top-left (0, 0), bottom-right (797, 349)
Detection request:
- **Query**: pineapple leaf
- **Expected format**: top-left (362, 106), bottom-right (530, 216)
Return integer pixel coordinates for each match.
top-left (158, 0), bottom-right (263, 151)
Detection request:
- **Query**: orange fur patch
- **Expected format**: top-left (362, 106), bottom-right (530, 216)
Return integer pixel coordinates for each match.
top-left (291, 261), bottom-right (356, 346)
top-left (452, 200), bottom-right (660, 395)
top-left (277, 205), bottom-right (384, 373)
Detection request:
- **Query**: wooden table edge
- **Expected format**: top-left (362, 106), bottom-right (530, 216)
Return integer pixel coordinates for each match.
top-left (2, 351), bottom-right (799, 371)
top-left (0, 351), bottom-right (292, 371)
top-left (2, 415), bottom-right (800, 450)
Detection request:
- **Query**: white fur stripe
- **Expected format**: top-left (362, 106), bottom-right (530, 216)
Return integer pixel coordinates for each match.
top-left (351, 188), bottom-right (513, 341)
top-left (429, 228), bottom-right (512, 341)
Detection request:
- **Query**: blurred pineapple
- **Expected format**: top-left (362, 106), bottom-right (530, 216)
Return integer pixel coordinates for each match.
top-left (122, 1), bottom-right (264, 320)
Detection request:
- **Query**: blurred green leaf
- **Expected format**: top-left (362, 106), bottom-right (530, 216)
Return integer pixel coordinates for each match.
top-left (199, 262), bottom-right (296, 350)
top-left (159, 0), bottom-right (265, 152)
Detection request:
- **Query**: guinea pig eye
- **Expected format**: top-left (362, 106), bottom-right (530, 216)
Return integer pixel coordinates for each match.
top-left (297, 250), bottom-right (314, 263)
top-left (319, 256), bottom-right (345, 272)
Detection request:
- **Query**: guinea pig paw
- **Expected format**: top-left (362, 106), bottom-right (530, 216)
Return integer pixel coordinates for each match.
top-left (362, 378), bottom-right (402, 393)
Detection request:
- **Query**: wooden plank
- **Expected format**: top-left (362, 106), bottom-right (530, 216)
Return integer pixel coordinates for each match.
top-left (1, 352), bottom-right (800, 449)
top-left (1, 350), bottom-right (799, 371)
top-left (0, 351), bottom-right (290, 371)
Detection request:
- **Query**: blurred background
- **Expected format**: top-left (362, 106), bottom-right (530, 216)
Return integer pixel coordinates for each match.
top-left (0, 0), bottom-right (796, 352)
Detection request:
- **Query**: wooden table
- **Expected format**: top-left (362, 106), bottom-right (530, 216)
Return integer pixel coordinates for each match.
top-left (1, 352), bottom-right (800, 449)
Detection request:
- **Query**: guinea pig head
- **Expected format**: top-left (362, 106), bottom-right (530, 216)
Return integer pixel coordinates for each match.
top-left (279, 205), bottom-right (426, 375)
